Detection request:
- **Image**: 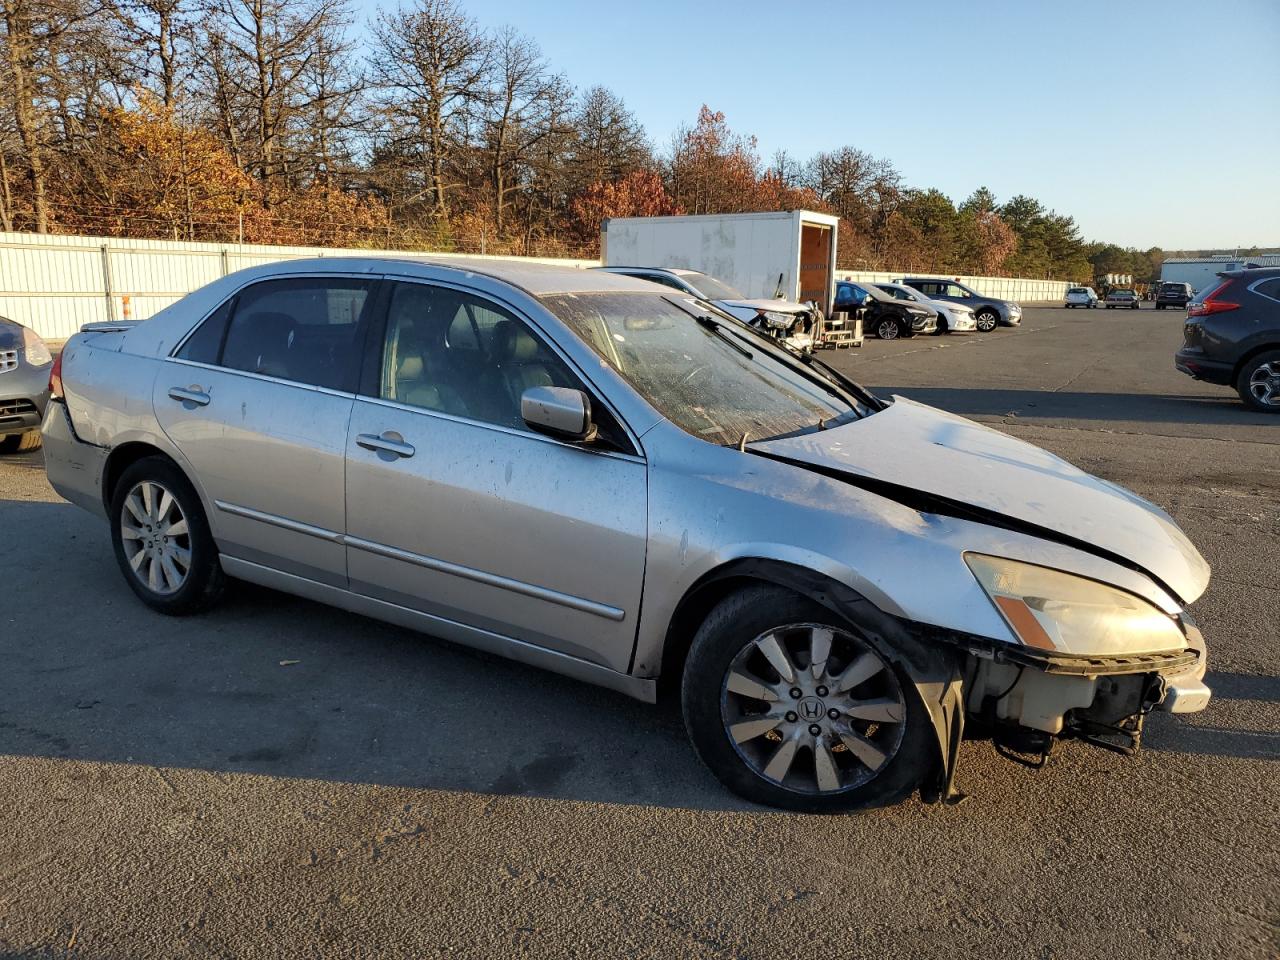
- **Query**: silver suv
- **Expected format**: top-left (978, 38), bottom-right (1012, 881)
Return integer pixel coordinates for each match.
top-left (43, 257), bottom-right (1210, 811)
top-left (898, 278), bottom-right (1022, 331)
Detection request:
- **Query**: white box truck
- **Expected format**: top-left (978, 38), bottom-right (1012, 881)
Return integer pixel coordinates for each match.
top-left (601, 210), bottom-right (840, 315)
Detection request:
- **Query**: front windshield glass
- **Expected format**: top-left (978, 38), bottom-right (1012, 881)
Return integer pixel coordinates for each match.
top-left (542, 292), bottom-right (867, 445)
top-left (878, 284), bottom-right (919, 302)
top-left (680, 272), bottom-right (745, 300)
top-left (858, 283), bottom-right (894, 302)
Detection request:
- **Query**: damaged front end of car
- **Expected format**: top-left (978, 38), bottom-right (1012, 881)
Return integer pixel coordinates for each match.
top-left (743, 414), bottom-right (1213, 805)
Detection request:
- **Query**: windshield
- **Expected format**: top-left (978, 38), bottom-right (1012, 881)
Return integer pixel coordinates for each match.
top-left (877, 284), bottom-right (921, 302)
top-left (542, 292), bottom-right (867, 445)
top-left (680, 272), bottom-right (745, 301)
top-left (855, 283), bottom-right (894, 303)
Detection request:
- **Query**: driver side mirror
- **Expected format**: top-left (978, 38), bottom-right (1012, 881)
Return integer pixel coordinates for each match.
top-left (521, 385), bottom-right (598, 443)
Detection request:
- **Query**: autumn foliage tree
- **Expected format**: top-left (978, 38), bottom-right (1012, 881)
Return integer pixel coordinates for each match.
top-left (569, 169), bottom-right (679, 242)
top-left (0, 0), bottom-right (1107, 277)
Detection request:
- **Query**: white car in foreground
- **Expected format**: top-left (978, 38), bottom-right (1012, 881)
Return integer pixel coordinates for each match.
top-left (874, 282), bottom-right (977, 333)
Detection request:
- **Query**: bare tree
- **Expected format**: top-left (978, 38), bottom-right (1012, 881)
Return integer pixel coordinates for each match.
top-left (0, 0), bottom-right (112, 231)
top-left (481, 27), bottom-right (564, 235)
top-left (367, 0), bottom-right (487, 221)
top-left (566, 84), bottom-right (648, 190)
top-left (204, 0), bottom-right (349, 199)
top-left (116, 0), bottom-right (198, 108)
top-left (295, 13), bottom-right (364, 188)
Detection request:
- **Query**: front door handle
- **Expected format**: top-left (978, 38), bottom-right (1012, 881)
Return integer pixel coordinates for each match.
top-left (168, 386), bottom-right (211, 407)
top-left (356, 431), bottom-right (415, 459)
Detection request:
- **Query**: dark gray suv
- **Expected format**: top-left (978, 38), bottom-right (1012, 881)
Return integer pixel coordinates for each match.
top-left (1174, 267), bottom-right (1280, 412)
top-left (897, 278), bottom-right (1021, 332)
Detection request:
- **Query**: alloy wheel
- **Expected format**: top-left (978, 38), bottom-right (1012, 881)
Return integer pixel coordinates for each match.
top-left (1248, 362), bottom-right (1280, 408)
top-left (119, 480), bottom-right (192, 595)
top-left (720, 623), bottom-right (907, 795)
top-left (878, 320), bottom-right (900, 340)
top-left (976, 311), bottom-right (998, 331)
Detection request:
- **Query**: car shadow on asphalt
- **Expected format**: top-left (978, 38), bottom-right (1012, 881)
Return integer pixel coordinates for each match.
top-left (0, 496), bottom-right (752, 811)
top-left (2, 496), bottom-right (1275, 814)
top-left (867, 387), bottom-right (1274, 427)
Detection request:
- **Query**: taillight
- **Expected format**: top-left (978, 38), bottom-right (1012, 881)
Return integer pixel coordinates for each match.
top-left (1187, 279), bottom-right (1240, 317)
top-left (48, 350), bottom-right (64, 400)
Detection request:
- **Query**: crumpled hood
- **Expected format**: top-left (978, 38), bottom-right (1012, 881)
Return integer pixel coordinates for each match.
top-left (752, 397), bottom-right (1210, 605)
top-left (718, 298), bottom-right (812, 314)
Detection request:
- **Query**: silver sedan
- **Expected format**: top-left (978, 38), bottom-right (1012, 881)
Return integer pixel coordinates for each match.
top-left (0, 315), bottom-right (53, 454)
top-left (42, 257), bottom-right (1212, 810)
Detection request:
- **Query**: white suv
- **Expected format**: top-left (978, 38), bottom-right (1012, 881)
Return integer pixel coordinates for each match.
top-left (1065, 287), bottom-right (1099, 309)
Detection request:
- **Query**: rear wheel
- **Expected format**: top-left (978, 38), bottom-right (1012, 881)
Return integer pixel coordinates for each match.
top-left (975, 310), bottom-right (998, 332)
top-left (0, 430), bottom-right (41, 454)
top-left (681, 586), bottom-right (933, 811)
top-left (110, 456), bottom-right (226, 615)
top-left (1237, 351), bottom-right (1280, 414)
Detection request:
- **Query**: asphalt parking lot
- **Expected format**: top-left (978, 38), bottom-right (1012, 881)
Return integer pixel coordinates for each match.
top-left (1, 305), bottom-right (1276, 959)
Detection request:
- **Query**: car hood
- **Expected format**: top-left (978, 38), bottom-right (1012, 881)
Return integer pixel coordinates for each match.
top-left (0, 319), bottom-right (22, 350)
top-left (751, 397), bottom-right (1210, 605)
top-left (717, 298), bottom-right (811, 314)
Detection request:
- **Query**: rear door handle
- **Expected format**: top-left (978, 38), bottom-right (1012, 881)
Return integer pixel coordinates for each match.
top-left (168, 386), bottom-right (211, 407)
top-left (356, 432), bottom-right (415, 459)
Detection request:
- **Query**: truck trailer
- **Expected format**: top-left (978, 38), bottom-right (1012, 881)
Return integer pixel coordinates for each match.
top-left (601, 210), bottom-right (840, 316)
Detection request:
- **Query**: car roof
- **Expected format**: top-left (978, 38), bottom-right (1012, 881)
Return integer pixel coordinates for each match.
top-left (597, 266), bottom-right (700, 277)
top-left (261, 256), bottom-right (664, 296)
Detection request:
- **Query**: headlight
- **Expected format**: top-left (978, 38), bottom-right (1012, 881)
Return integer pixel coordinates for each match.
top-left (965, 554), bottom-right (1186, 656)
top-left (22, 327), bottom-right (52, 366)
top-left (756, 310), bottom-right (794, 330)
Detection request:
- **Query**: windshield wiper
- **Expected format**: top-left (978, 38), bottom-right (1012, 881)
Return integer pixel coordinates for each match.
top-left (694, 313), bottom-right (753, 359)
top-left (799, 351), bottom-right (887, 411)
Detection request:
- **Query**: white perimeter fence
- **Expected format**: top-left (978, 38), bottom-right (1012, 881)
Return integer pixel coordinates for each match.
top-left (835, 270), bottom-right (1070, 304)
top-left (0, 230), bottom-right (1070, 341)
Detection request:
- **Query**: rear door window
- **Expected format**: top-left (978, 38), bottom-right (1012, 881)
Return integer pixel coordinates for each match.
top-left (1253, 278), bottom-right (1280, 302)
top-left (176, 298), bottom-right (234, 364)
top-left (944, 283), bottom-right (973, 298)
top-left (217, 277), bottom-right (375, 391)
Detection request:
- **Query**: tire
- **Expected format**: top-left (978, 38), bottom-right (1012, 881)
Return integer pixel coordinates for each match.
top-left (975, 310), bottom-right (998, 332)
top-left (109, 455), bottom-right (226, 615)
top-left (876, 318), bottom-right (901, 340)
top-left (1156, 303), bottom-right (1164, 310)
top-left (0, 430), bottom-right (41, 454)
top-left (1132, 303), bottom-right (1139, 310)
top-left (681, 585), bottom-right (934, 812)
top-left (932, 317), bottom-right (947, 335)
top-left (1236, 350), bottom-right (1280, 414)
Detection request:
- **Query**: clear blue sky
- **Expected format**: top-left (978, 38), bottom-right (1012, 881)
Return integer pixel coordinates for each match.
top-left (355, 0), bottom-right (1279, 250)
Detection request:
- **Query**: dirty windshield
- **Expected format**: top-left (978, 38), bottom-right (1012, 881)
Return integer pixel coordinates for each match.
top-left (543, 292), bottom-right (866, 445)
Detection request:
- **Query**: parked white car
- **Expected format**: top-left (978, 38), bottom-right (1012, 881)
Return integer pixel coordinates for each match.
top-left (874, 283), bottom-right (977, 333)
top-left (1065, 287), bottom-right (1099, 309)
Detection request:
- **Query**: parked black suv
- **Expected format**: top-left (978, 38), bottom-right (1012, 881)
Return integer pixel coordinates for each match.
top-left (834, 281), bottom-right (936, 339)
top-left (1174, 267), bottom-right (1280, 412)
top-left (1155, 281), bottom-right (1194, 310)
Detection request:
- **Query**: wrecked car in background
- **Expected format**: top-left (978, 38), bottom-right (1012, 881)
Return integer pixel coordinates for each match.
top-left (42, 257), bottom-right (1212, 811)
top-left (595, 265), bottom-right (818, 352)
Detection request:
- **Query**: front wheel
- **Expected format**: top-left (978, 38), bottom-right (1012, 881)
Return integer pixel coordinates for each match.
top-left (681, 586), bottom-right (934, 811)
top-left (876, 318), bottom-right (901, 340)
top-left (975, 310), bottom-right (998, 332)
top-left (1237, 350), bottom-right (1280, 414)
top-left (110, 456), bottom-right (227, 615)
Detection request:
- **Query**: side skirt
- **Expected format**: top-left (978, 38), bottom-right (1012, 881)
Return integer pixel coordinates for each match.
top-left (220, 556), bottom-right (657, 704)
